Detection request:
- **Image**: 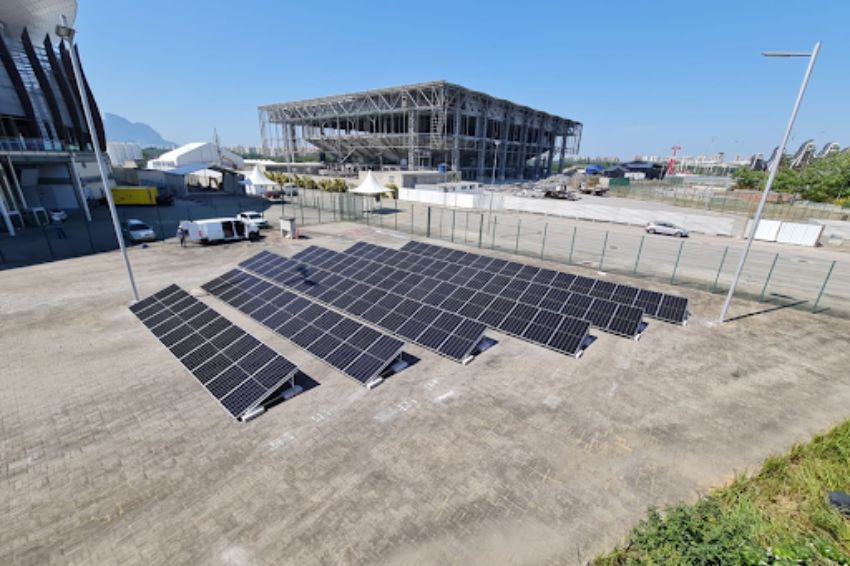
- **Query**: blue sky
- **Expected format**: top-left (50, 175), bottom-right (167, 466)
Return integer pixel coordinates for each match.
top-left (77, 0), bottom-right (849, 159)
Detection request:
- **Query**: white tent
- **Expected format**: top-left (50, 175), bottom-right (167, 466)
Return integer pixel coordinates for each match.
top-left (241, 165), bottom-right (279, 196)
top-left (349, 171), bottom-right (392, 212)
top-left (349, 171), bottom-right (391, 196)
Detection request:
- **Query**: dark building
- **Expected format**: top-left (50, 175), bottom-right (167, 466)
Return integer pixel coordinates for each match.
top-left (0, 0), bottom-right (108, 236)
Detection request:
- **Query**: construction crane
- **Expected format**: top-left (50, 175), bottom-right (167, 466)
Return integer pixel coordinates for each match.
top-left (666, 145), bottom-right (681, 176)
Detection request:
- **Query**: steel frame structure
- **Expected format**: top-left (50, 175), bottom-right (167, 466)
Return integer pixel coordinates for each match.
top-left (259, 81), bottom-right (582, 181)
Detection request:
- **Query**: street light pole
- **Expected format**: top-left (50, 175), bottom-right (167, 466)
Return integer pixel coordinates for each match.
top-left (718, 41), bottom-right (820, 323)
top-left (57, 16), bottom-right (140, 302)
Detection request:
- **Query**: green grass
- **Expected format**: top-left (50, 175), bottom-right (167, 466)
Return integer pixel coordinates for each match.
top-left (596, 420), bottom-right (850, 565)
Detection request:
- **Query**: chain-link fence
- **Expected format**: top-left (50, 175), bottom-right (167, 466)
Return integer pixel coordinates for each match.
top-left (2, 189), bottom-right (846, 318)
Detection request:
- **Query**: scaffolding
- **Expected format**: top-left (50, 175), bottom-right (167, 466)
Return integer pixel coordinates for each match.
top-left (258, 81), bottom-right (582, 181)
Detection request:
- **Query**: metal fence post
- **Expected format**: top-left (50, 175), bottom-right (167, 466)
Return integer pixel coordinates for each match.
top-left (491, 216), bottom-right (497, 249)
top-left (568, 226), bottom-right (576, 264)
top-left (426, 207), bottom-right (431, 238)
top-left (758, 253), bottom-right (780, 302)
top-left (451, 210), bottom-right (456, 242)
top-left (812, 260), bottom-right (836, 313)
top-left (477, 213), bottom-right (484, 248)
top-left (670, 240), bottom-right (685, 284)
top-left (633, 235), bottom-right (645, 274)
top-left (299, 197), bottom-right (304, 226)
top-left (599, 231), bottom-right (609, 271)
top-left (711, 246), bottom-right (729, 293)
top-left (540, 223), bottom-right (548, 259)
top-left (411, 204), bottom-right (414, 234)
top-left (394, 201), bottom-right (398, 231)
top-left (514, 218), bottom-right (521, 254)
top-left (464, 211), bottom-right (469, 244)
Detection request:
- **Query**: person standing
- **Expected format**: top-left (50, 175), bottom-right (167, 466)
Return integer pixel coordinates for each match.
top-left (177, 226), bottom-right (187, 247)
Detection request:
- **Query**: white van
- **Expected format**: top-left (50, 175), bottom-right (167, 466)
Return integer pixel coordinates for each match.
top-left (178, 217), bottom-right (260, 244)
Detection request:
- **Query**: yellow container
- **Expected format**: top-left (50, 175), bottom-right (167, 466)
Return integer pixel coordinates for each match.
top-left (111, 186), bottom-right (158, 206)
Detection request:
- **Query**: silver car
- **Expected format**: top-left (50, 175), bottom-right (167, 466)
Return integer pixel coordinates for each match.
top-left (645, 221), bottom-right (689, 237)
top-left (122, 219), bottom-right (157, 243)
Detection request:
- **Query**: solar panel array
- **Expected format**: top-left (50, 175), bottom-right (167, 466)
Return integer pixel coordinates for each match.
top-left (394, 241), bottom-right (689, 325)
top-left (279, 247), bottom-right (593, 358)
top-left (202, 270), bottom-right (405, 388)
top-left (239, 250), bottom-right (489, 362)
top-left (339, 242), bottom-right (644, 340)
top-left (129, 285), bottom-right (299, 419)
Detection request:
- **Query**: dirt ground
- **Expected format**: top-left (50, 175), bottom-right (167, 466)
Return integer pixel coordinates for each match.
top-left (2, 222), bottom-right (849, 565)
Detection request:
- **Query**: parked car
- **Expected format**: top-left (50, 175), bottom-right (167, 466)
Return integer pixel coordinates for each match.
top-left (178, 218), bottom-right (260, 244)
top-left (122, 219), bottom-right (157, 244)
top-left (265, 189), bottom-right (283, 200)
top-left (49, 209), bottom-right (67, 222)
top-left (236, 211), bottom-right (270, 229)
top-left (282, 184), bottom-right (299, 196)
top-left (645, 221), bottom-right (689, 237)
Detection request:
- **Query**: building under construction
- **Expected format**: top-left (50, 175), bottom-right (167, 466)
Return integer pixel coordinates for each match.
top-left (259, 81), bottom-right (582, 181)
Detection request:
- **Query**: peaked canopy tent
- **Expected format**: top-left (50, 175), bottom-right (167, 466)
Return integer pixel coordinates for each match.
top-left (348, 171), bottom-right (394, 212)
top-left (241, 165), bottom-right (279, 196)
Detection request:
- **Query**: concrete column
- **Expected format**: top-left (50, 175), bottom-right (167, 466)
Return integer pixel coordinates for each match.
top-left (475, 110), bottom-right (487, 181)
top-left (545, 128), bottom-right (557, 177)
top-left (451, 100), bottom-right (461, 174)
top-left (498, 111), bottom-right (509, 181)
top-left (558, 134), bottom-right (567, 174)
top-left (517, 113), bottom-right (529, 180)
top-left (68, 154), bottom-right (91, 222)
top-left (532, 124), bottom-right (543, 179)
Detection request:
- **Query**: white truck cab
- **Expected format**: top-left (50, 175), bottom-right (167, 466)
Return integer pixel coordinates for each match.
top-left (179, 217), bottom-right (260, 244)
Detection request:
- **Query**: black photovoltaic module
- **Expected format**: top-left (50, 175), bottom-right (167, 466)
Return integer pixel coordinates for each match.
top-left (129, 285), bottom-right (299, 420)
top-left (241, 248), bottom-right (592, 359)
top-left (395, 240), bottom-right (689, 325)
top-left (237, 251), bottom-right (495, 362)
top-left (202, 271), bottom-right (405, 388)
top-left (343, 242), bottom-right (646, 339)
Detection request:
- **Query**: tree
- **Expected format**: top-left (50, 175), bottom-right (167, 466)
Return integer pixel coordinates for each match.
top-left (385, 182), bottom-right (399, 199)
top-left (731, 167), bottom-right (765, 191)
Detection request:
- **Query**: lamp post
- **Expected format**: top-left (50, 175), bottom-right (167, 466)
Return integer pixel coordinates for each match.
top-left (718, 42), bottom-right (820, 323)
top-left (56, 16), bottom-right (140, 302)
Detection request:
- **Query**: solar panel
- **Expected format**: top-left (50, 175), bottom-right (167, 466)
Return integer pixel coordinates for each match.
top-left (400, 240), bottom-right (688, 325)
top-left (236, 250), bottom-right (487, 363)
top-left (204, 271), bottom-right (404, 388)
top-left (130, 285), bottom-right (299, 420)
top-left (335, 244), bottom-right (597, 356)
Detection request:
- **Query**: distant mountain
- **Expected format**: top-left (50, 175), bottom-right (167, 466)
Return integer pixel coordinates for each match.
top-left (103, 113), bottom-right (177, 148)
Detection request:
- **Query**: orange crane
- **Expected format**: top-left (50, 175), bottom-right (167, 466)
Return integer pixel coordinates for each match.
top-left (666, 145), bottom-right (681, 176)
